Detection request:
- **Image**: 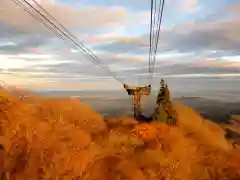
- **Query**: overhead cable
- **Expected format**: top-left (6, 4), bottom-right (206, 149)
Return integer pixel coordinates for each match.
top-left (148, 0), bottom-right (165, 84)
top-left (12, 0), bottom-right (124, 84)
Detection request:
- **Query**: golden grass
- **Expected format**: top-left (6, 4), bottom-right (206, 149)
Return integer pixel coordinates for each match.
top-left (0, 89), bottom-right (239, 180)
top-left (232, 115), bottom-right (240, 123)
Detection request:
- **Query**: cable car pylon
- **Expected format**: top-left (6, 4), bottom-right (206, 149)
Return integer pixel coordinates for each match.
top-left (123, 84), bottom-right (151, 118)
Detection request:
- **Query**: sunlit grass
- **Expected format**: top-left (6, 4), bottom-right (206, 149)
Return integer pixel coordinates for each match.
top-left (0, 89), bottom-right (239, 179)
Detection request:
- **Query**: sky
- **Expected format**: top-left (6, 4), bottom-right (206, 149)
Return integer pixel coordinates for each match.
top-left (0, 0), bottom-right (239, 92)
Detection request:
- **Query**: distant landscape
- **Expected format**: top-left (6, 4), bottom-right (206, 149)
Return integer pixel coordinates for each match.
top-left (34, 89), bottom-right (240, 124)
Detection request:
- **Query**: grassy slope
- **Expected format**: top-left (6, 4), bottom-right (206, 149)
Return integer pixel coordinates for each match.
top-left (0, 89), bottom-right (239, 180)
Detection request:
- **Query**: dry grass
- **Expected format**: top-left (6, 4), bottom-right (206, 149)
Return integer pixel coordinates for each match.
top-left (232, 115), bottom-right (240, 123)
top-left (0, 89), bottom-right (239, 180)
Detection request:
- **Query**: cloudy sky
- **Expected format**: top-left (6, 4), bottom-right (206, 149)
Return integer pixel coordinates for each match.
top-left (0, 0), bottom-right (239, 91)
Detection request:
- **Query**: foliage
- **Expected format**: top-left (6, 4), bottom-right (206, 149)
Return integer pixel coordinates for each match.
top-left (153, 79), bottom-right (177, 125)
top-left (0, 89), bottom-right (239, 180)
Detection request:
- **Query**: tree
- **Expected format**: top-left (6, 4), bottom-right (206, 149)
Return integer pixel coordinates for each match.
top-left (153, 102), bottom-right (168, 122)
top-left (153, 79), bottom-right (177, 125)
top-left (156, 78), bottom-right (166, 104)
top-left (164, 85), bottom-right (170, 102)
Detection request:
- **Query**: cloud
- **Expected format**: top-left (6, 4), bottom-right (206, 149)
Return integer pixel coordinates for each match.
top-left (103, 54), bottom-right (146, 63)
top-left (0, 0), bottom-right (149, 35)
top-left (1, 50), bottom-right (239, 90)
top-left (87, 34), bottom-right (142, 45)
top-left (114, 57), bottom-right (240, 77)
top-left (0, 53), bottom-right (80, 79)
top-left (96, 16), bottom-right (240, 56)
top-left (0, 0), bottom-right (203, 40)
top-left (0, 72), bottom-right (119, 90)
top-left (178, 0), bottom-right (199, 13)
top-left (228, 4), bottom-right (240, 13)
top-left (0, 0), bottom-right (151, 57)
top-left (0, 53), bottom-right (122, 90)
top-left (0, 52), bottom-right (122, 81)
top-left (195, 59), bottom-right (240, 68)
top-left (0, 34), bottom-right (48, 54)
top-left (162, 73), bottom-right (240, 78)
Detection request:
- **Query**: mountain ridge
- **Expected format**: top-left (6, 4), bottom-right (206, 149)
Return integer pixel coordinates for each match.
top-left (0, 89), bottom-right (239, 179)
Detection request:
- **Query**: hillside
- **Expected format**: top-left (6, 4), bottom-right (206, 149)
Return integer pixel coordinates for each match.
top-left (0, 89), bottom-right (240, 180)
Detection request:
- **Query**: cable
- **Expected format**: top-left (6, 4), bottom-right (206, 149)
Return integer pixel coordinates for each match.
top-left (151, 0), bottom-right (165, 80)
top-left (30, 0), bottom-right (120, 82)
top-left (148, 0), bottom-right (154, 77)
top-left (24, 0), bottom-right (123, 83)
top-left (12, 0), bottom-right (68, 42)
top-left (148, 0), bottom-right (157, 83)
top-left (12, 0), bottom-right (124, 84)
top-left (148, 0), bottom-right (165, 84)
top-left (151, 0), bottom-right (157, 73)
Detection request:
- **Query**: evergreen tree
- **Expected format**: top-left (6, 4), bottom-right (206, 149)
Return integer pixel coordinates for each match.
top-left (153, 79), bottom-right (177, 125)
top-left (153, 103), bottom-right (168, 122)
top-left (156, 78), bottom-right (165, 105)
top-left (164, 85), bottom-right (170, 102)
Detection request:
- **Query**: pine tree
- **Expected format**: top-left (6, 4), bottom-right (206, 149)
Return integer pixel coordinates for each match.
top-left (153, 103), bottom-right (168, 122)
top-left (156, 78), bottom-right (165, 105)
top-left (153, 79), bottom-right (177, 125)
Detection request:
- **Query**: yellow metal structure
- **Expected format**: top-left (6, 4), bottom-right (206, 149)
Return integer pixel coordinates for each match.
top-left (123, 84), bottom-right (151, 117)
